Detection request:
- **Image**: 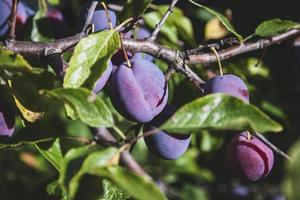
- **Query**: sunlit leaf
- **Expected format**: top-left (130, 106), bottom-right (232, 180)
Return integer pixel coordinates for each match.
top-left (161, 94), bottom-right (282, 133)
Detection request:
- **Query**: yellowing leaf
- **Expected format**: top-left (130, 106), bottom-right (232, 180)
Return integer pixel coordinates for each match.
top-left (205, 17), bottom-right (228, 40)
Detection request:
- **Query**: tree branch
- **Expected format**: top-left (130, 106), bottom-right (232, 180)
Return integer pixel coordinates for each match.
top-left (82, 1), bottom-right (99, 33)
top-left (187, 30), bottom-right (300, 64)
top-left (9, 0), bottom-right (19, 40)
top-left (253, 132), bottom-right (291, 161)
top-left (2, 30), bottom-right (299, 93)
top-left (91, 127), bottom-right (149, 177)
top-left (148, 0), bottom-right (179, 41)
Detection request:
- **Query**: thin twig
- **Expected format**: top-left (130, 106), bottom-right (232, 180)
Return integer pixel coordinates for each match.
top-left (101, 2), bottom-right (113, 29)
top-left (148, 0), bottom-right (179, 41)
top-left (9, 0), bottom-right (19, 40)
top-left (253, 132), bottom-right (292, 161)
top-left (82, 1), bottom-right (99, 33)
top-left (129, 128), bottom-right (161, 146)
top-left (121, 150), bottom-right (149, 177)
top-left (90, 127), bottom-right (150, 177)
top-left (165, 67), bottom-right (176, 81)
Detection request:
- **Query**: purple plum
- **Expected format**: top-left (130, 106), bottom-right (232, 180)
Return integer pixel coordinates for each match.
top-left (79, 5), bottom-right (117, 32)
top-left (0, 1), bottom-right (33, 38)
top-left (110, 58), bottom-right (168, 123)
top-left (0, 101), bottom-right (15, 137)
top-left (204, 74), bottom-right (249, 103)
top-left (92, 61), bottom-right (113, 93)
top-left (226, 131), bottom-right (274, 181)
top-left (44, 8), bottom-right (67, 38)
top-left (144, 105), bottom-right (191, 160)
top-left (133, 27), bottom-right (153, 61)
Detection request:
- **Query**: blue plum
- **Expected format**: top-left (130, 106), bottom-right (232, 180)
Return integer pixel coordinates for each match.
top-left (92, 9), bottom-right (116, 31)
top-left (204, 74), bottom-right (249, 103)
top-left (92, 61), bottom-right (113, 93)
top-left (79, 5), bottom-right (117, 32)
top-left (0, 101), bottom-right (15, 137)
top-left (110, 58), bottom-right (168, 123)
top-left (133, 27), bottom-right (153, 61)
top-left (0, 1), bottom-right (33, 38)
top-left (0, 0), bottom-right (11, 37)
top-left (43, 8), bottom-right (67, 38)
top-left (144, 105), bottom-right (191, 160)
top-left (226, 132), bottom-right (274, 181)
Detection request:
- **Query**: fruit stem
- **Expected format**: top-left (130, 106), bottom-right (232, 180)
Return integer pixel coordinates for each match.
top-left (253, 132), bottom-right (292, 161)
top-left (210, 47), bottom-right (223, 76)
top-left (246, 131), bottom-right (252, 140)
top-left (112, 125), bottom-right (127, 140)
top-left (119, 33), bottom-right (132, 67)
top-left (101, 2), bottom-right (113, 30)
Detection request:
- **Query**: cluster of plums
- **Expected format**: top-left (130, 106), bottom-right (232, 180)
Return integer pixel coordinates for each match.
top-left (204, 74), bottom-right (274, 181)
top-left (0, 1), bottom-right (274, 182)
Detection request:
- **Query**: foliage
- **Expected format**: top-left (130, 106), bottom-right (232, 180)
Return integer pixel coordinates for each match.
top-left (0, 0), bottom-right (299, 200)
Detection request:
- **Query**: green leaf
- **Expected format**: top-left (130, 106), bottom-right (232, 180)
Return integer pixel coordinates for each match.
top-left (48, 0), bottom-right (60, 6)
top-left (35, 139), bottom-right (63, 171)
top-left (283, 140), bottom-right (300, 200)
top-left (187, 0), bottom-right (243, 41)
top-left (165, 148), bottom-right (214, 181)
top-left (255, 18), bottom-right (300, 37)
top-left (143, 6), bottom-right (196, 45)
top-left (100, 180), bottom-right (130, 200)
top-left (0, 133), bottom-right (56, 150)
top-left (64, 30), bottom-right (120, 90)
top-left (43, 88), bottom-right (114, 127)
top-left (0, 47), bottom-right (34, 73)
top-left (161, 93), bottom-right (283, 133)
top-left (120, 0), bottom-right (153, 22)
top-left (67, 148), bottom-right (167, 200)
top-left (68, 147), bottom-right (119, 198)
top-left (58, 146), bottom-right (94, 196)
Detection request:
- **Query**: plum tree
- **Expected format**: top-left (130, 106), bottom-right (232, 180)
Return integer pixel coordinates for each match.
top-left (0, 101), bottom-right (15, 137)
top-left (226, 131), bottom-right (274, 181)
top-left (204, 74), bottom-right (249, 103)
top-left (92, 61), bottom-right (113, 93)
top-left (110, 58), bottom-right (168, 123)
top-left (144, 105), bottom-right (191, 160)
top-left (0, 1), bottom-right (32, 38)
top-left (79, 5), bottom-right (117, 32)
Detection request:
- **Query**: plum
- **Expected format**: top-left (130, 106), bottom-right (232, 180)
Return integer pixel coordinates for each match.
top-left (0, 0), bottom-right (11, 37)
top-left (92, 61), bottom-right (113, 93)
top-left (42, 8), bottom-right (67, 39)
top-left (0, 101), bottom-right (15, 137)
top-left (133, 28), bottom-right (154, 62)
top-left (79, 5), bottom-right (117, 32)
top-left (92, 9), bottom-right (116, 31)
top-left (0, 1), bottom-right (33, 38)
top-left (110, 58), bottom-right (168, 123)
top-left (144, 105), bottom-right (191, 160)
top-left (204, 74), bottom-right (249, 103)
top-left (226, 131), bottom-right (274, 181)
